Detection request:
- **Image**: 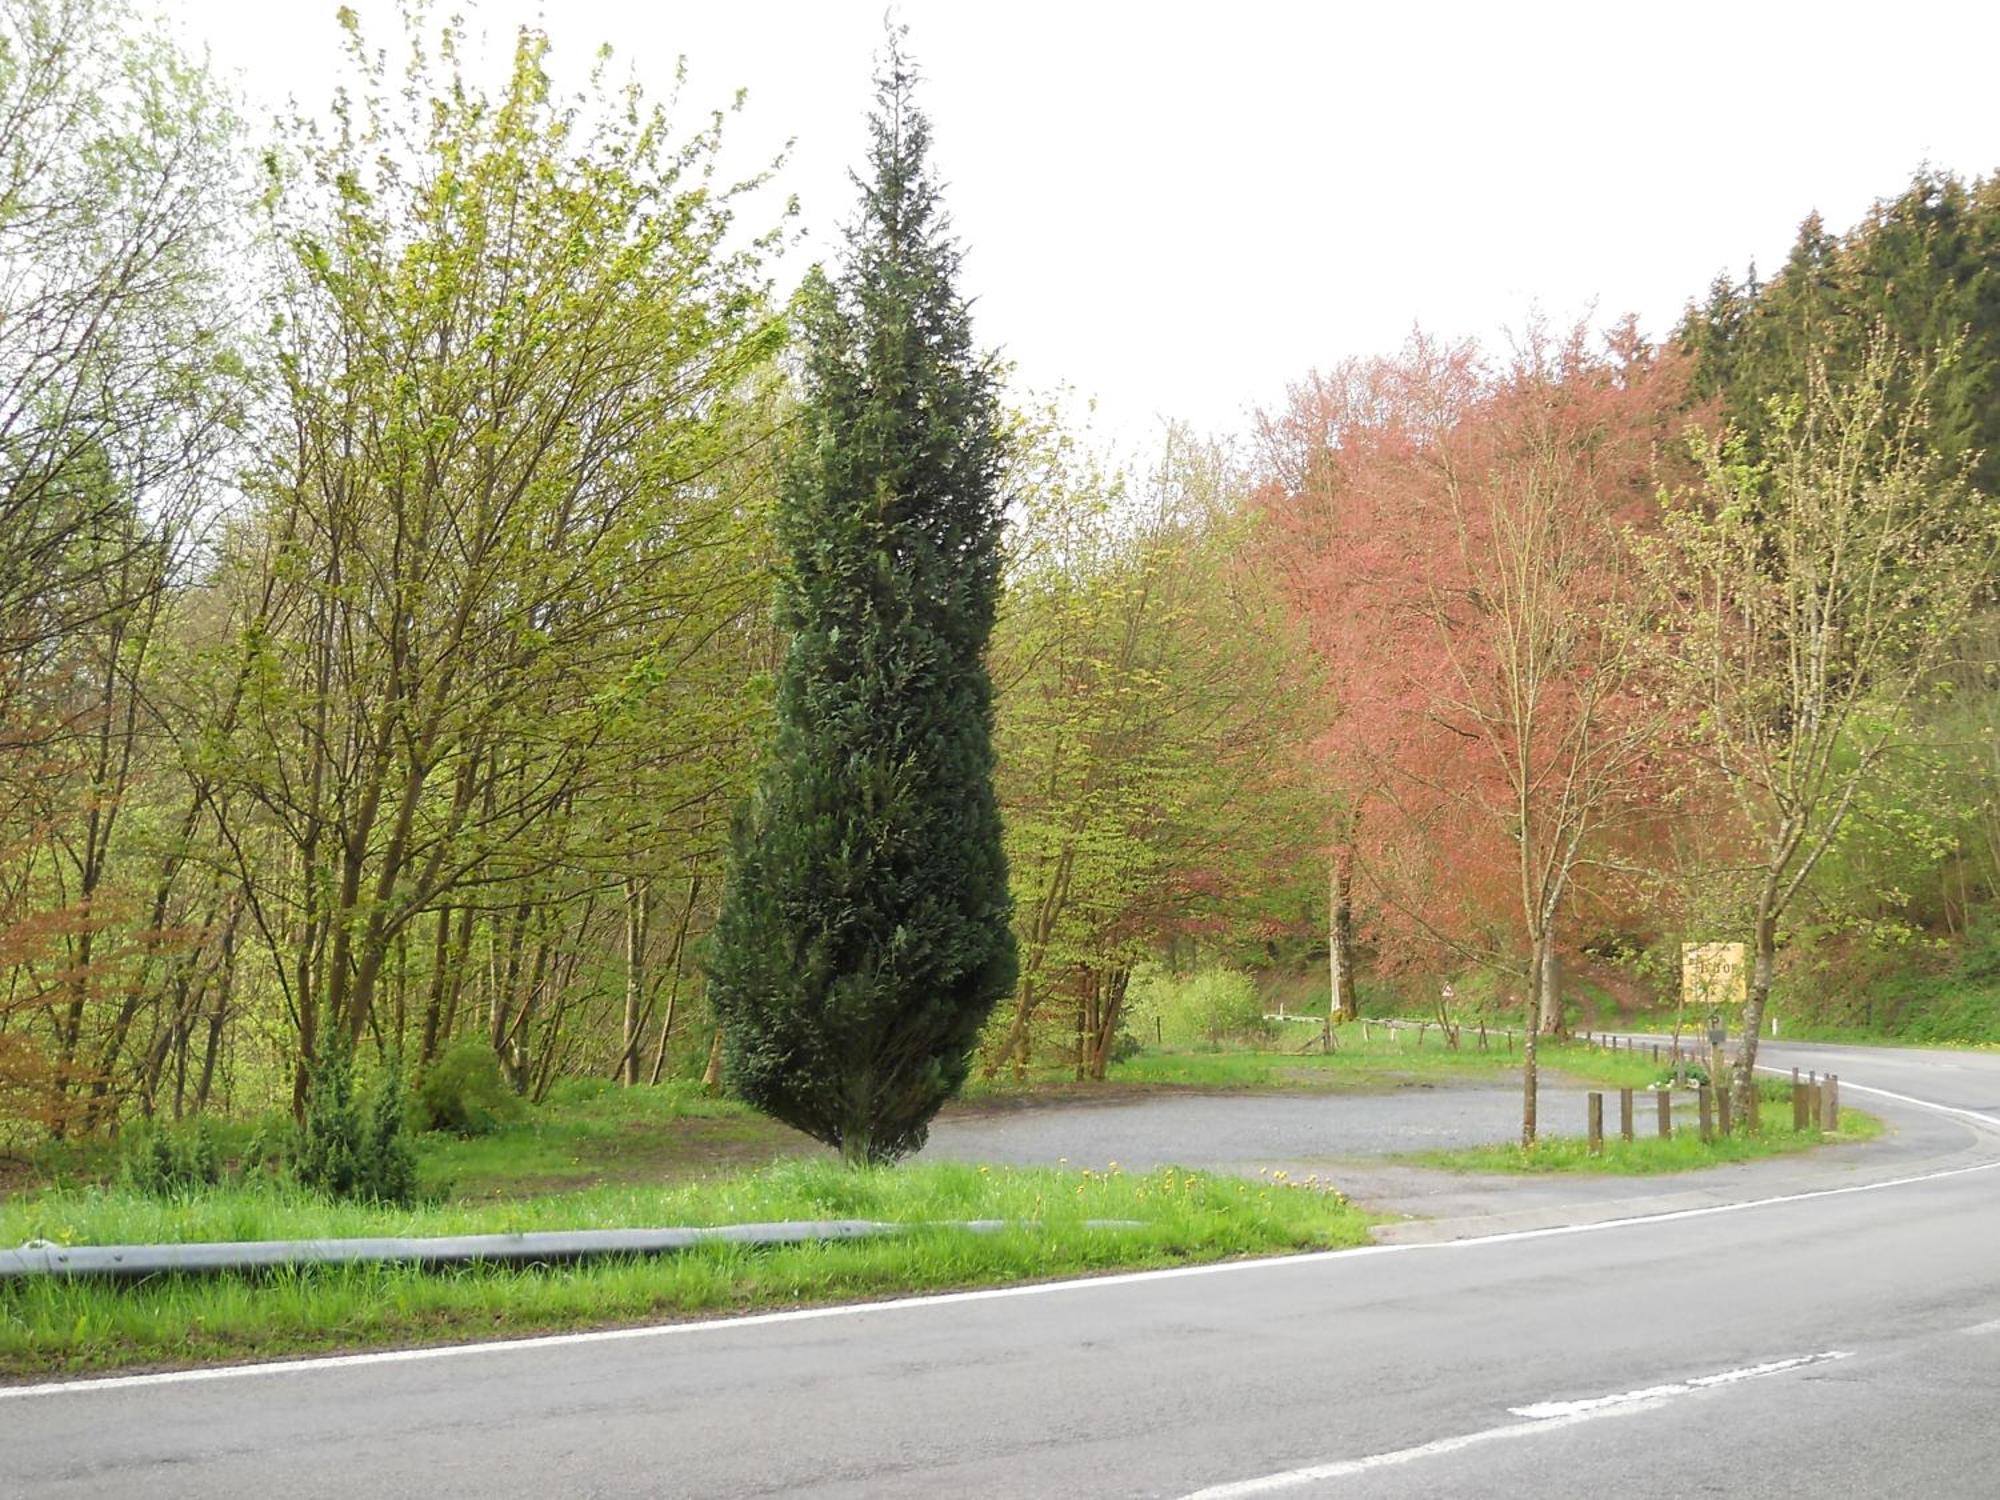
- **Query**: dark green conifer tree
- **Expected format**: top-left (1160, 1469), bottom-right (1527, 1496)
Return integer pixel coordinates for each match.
top-left (707, 38), bottom-right (1015, 1165)
top-left (1680, 170), bottom-right (2000, 492)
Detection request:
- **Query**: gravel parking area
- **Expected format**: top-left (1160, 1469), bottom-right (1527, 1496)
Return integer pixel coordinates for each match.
top-left (920, 1081), bottom-right (1591, 1173)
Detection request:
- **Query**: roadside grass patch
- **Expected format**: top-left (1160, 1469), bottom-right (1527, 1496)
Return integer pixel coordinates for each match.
top-left (0, 1159), bottom-right (1372, 1378)
top-left (970, 1028), bottom-right (1667, 1098)
top-left (1411, 1107), bottom-right (1882, 1176)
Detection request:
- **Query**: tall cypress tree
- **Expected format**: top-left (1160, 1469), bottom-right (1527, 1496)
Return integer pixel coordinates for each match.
top-left (708, 40), bottom-right (1015, 1165)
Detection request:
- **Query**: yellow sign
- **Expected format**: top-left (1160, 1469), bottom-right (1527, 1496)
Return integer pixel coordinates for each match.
top-left (1681, 942), bottom-right (1747, 1013)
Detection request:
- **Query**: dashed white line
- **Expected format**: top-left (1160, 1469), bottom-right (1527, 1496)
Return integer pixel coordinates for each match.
top-left (1507, 1350), bottom-right (1851, 1418)
top-left (1182, 1351), bottom-right (1852, 1496)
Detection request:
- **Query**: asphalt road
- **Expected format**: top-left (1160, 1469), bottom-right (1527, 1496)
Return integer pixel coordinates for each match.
top-left (6, 1037), bottom-right (2000, 1498)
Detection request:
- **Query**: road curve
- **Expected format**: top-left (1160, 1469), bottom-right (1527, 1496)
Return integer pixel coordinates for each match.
top-left (5, 1040), bottom-right (1999, 1498)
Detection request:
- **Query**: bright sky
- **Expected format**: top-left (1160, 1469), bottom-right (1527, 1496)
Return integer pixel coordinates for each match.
top-left (173, 1), bottom-right (2000, 452)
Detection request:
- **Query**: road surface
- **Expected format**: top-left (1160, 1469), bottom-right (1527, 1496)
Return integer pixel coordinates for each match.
top-left (4, 1038), bottom-right (1998, 1497)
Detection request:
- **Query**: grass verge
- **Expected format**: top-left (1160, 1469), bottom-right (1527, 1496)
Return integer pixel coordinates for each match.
top-left (0, 1159), bottom-right (1372, 1379)
top-left (1411, 1107), bottom-right (1882, 1175)
top-left (970, 1027), bottom-right (1668, 1098)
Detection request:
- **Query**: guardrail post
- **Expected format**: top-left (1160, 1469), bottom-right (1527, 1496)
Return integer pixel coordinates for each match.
top-left (1824, 1075), bottom-right (1839, 1131)
top-left (1619, 1087), bottom-right (1634, 1142)
top-left (1656, 1089), bottom-right (1672, 1139)
top-left (1588, 1093), bottom-right (1604, 1155)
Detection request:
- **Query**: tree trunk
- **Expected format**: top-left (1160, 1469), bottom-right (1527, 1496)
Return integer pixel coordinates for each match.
top-left (1733, 883), bottom-right (1781, 1124)
top-left (701, 1027), bottom-right (724, 1091)
top-left (1086, 967), bottom-right (1130, 1081)
top-left (1520, 987), bottom-right (1540, 1147)
top-left (1328, 842), bottom-right (1358, 1023)
top-left (1536, 938), bottom-right (1562, 1035)
top-left (647, 874), bottom-right (701, 1086)
top-left (620, 878), bottom-right (646, 1087)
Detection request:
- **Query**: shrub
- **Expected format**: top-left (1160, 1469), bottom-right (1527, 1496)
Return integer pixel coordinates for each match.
top-left (1132, 966), bottom-right (1274, 1050)
top-left (1652, 1063), bottom-right (1711, 1089)
top-left (415, 1040), bottom-right (520, 1136)
top-left (119, 1121), bottom-right (222, 1197)
top-left (295, 1045), bottom-right (419, 1206)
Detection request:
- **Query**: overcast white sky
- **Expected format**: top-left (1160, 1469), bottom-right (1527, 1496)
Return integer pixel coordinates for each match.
top-left (171, 1), bottom-right (2000, 452)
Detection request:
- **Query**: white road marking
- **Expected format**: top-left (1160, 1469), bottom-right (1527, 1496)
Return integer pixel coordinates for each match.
top-left (1507, 1349), bottom-right (1851, 1418)
top-left (1179, 1402), bottom-right (1672, 1497)
top-left (1182, 1351), bottom-right (1851, 1497)
top-left (1960, 1318), bottom-right (2000, 1336)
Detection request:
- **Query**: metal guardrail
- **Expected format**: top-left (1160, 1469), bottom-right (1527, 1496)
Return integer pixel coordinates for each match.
top-left (0, 1217), bottom-right (1145, 1281)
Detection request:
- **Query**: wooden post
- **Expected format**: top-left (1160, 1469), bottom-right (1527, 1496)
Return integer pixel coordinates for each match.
top-left (1619, 1087), bottom-right (1634, 1142)
top-left (1792, 1080), bottom-right (1809, 1132)
top-left (1716, 1085), bottom-right (1732, 1137)
top-left (1698, 1085), bottom-right (1714, 1143)
top-left (1656, 1089), bottom-right (1672, 1139)
top-left (1588, 1093), bottom-right (1604, 1155)
top-left (1809, 1081), bottom-right (1823, 1131)
top-left (1478, 1022), bottom-right (1488, 1052)
top-left (1824, 1075), bottom-right (1839, 1130)
top-left (1651, 1043), bottom-right (1659, 1063)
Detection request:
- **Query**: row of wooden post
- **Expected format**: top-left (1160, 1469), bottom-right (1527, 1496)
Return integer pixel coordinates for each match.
top-left (1584, 1073), bottom-right (1837, 1154)
top-left (1358, 1018), bottom-right (1517, 1055)
top-left (1579, 1031), bottom-right (1699, 1066)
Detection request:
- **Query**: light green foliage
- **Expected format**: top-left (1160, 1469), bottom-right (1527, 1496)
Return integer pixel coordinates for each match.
top-left (1654, 330), bottom-right (2000, 1101)
top-left (185, 2), bottom-right (786, 1099)
top-left (1127, 966), bottom-right (1273, 1050)
top-left (984, 415), bottom-right (1321, 1078)
top-left (414, 1041), bottom-right (523, 1137)
top-left (0, 0), bottom-right (248, 1132)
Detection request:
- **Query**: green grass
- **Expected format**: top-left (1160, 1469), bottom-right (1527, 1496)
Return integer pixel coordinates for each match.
top-left (418, 1079), bottom-right (815, 1197)
top-left (0, 1159), bottom-right (1372, 1379)
top-left (1412, 1105), bottom-right (1882, 1175)
top-left (970, 1026), bottom-right (1669, 1097)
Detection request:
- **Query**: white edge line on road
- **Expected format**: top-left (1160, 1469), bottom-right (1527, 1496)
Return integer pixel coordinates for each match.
top-left (1180, 1351), bottom-right (1851, 1497)
top-left (1760, 1069), bottom-right (2000, 1129)
top-left (4, 1079), bottom-right (1995, 1403)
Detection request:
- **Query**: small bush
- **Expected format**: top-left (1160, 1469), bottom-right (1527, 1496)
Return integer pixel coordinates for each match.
top-left (544, 1075), bottom-right (615, 1106)
top-left (360, 1065), bottom-right (419, 1207)
top-left (1653, 1063), bottom-right (1711, 1089)
top-left (1131, 966), bottom-right (1274, 1050)
top-left (119, 1122), bottom-right (222, 1197)
top-left (415, 1041), bottom-right (520, 1136)
top-left (295, 1045), bottom-right (419, 1207)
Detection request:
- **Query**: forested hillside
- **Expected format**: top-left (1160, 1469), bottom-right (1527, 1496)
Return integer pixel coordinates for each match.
top-left (1, 0), bottom-right (1995, 1157)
